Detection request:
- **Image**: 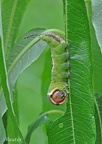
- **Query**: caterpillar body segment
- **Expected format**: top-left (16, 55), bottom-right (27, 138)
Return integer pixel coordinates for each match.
top-left (40, 32), bottom-right (69, 105)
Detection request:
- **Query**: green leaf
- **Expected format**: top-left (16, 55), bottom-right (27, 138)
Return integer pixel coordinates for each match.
top-left (91, 0), bottom-right (102, 53)
top-left (0, 3), bottom-right (7, 143)
top-left (0, 94), bottom-right (6, 144)
top-left (87, 2), bottom-right (102, 96)
top-left (86, 5), bottom-right (102, 142)
top-left (67, 0), bottom-right (95, 143)
top-left (95, 93), bottom-right (102, 144)
top-left (86, 6), bottom-right (102, 141)
top-left (25, 110), bottom-right (64, 144)
top-left (0, 90), bottom-right (7, 144)
top-left (1, 0), bottom-right (30, 56)
top-left (0, 118), bottom-right (6, 144)
top-left (25, 113), bottom-right (48, 144)
top-left (47, 0), bottom-right (96, 143)
top-left (6, 29), bottom-right (46, 142)
top-left (7, 29), bottom-right (46, 68)
top-left (0, 28), bottom-right (46, 143)
top-left (0, 36), bottom-right (26, 143)
top-left (91, 21), bottom-right (102, 96)
top-left (7, 28), bottom-right (64, 94)
top-left (7, 29), bottom-right (46, 91)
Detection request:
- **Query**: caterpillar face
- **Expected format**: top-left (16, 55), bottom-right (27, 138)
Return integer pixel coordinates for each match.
top-left (40, 32), bottom-right (69, 105)
top-left (49, 89), bottom-right (66, 105)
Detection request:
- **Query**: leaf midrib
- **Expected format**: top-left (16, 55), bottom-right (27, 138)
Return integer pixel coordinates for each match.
top-left (69, 95), bottom-right (76, 144)
top-left (65, 0), bottom-right (76, 143)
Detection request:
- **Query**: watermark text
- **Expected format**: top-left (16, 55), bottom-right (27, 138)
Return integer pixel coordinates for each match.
top-left (6, 137), bottom-right (22, 142)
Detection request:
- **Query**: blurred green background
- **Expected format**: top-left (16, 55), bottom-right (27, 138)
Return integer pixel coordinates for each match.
top-left (16, 0), bottom-right (64, 144)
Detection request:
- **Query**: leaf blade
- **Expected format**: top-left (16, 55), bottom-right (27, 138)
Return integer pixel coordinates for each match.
top-left (67, 0), bottom-right (95, 143)
top-left (0, 28), bottom-right (46, 143)
top-left (91, 0), bottom-right (102, 53)
top-left (2, 0), bottom-right (30, 55)
top-left (95, 93), bottom-right (102, 144)
top-left (0, 38), bottom-right (6, 144)
top-left (0, 36), bottom-right (26, 144)
top-left (47, 1), bottom-right (96, 143)
top-left (7, 29), bottom-right (46, 91)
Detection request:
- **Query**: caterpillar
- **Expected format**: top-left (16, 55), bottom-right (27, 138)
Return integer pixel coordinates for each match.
top-left (40, 32), bottom-right (69, 105)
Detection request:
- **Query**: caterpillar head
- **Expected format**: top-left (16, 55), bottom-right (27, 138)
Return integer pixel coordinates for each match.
top-left (48, 88), bottom-right (66, 105)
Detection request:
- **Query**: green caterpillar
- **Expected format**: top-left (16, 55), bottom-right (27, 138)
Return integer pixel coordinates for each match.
top-left (40, 32), bottom-right (69, 105)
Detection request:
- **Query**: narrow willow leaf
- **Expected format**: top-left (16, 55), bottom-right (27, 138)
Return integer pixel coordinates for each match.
top-left (0, 117), bottom-right (6, 144)
top-left (1, 29), bottom-right (46, 127)
top-left (92, 33), bottom-right (102, 95)
top-left (47, 0), bottom-right (95, 143)
top-left (6, 28), bottom-right (65, 94)
top-left (95, 93), bottom-right (102, 144)
top-left (86, 7), bottom-right (102, 143)
top-left (0, 37), bottom-right (26, 144)
top-left (91, 0), bottom-right (102, 53)
top-left (87, 2), bottom-right (102, 97)
top-left (7, 28), bottom-right (46, 69)
top-left (1, 0), bottom-right (30, 56)
top-left (0, 29), bottom-right (46, 143)
top-left (6, 29), bottom-right (46, 143)
top-left (7, 29), bottom-right (46, 92)
top-left (86, 4), bottom-right (102, 144)
top-left (0, 81), bottom-right (6, 143)
top-left (0, 4), bottom-right (6, 143)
